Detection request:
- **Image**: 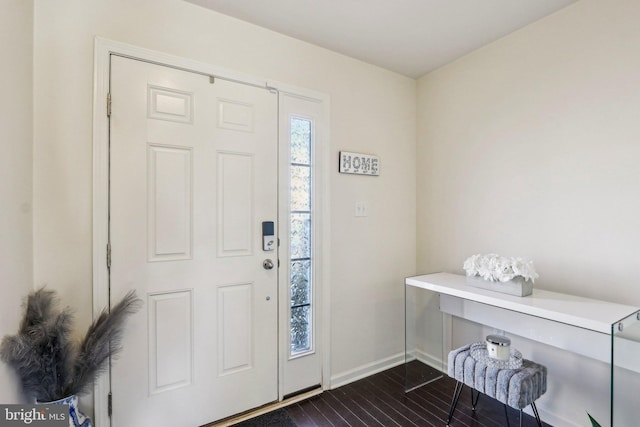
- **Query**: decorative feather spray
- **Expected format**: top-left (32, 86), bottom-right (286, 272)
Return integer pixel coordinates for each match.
top-left (0, 288), bottom-right (141, 402)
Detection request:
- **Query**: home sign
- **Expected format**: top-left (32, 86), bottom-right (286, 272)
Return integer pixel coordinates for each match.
top-left (339, 151), bottom-right (379, 176)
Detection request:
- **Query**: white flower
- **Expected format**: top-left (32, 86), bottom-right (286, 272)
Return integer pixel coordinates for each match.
top-left (511, 258), bottom-right (527, 276)
top-left (511, 258), bottom-right (539, 282)
top-left (463, 254), bottom-right (481, 276)
top-left (463, 253), bottom-right (538, 283)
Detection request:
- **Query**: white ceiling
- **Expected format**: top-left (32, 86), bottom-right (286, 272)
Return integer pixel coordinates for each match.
top-left (186, 0), bottom-right (576, 78)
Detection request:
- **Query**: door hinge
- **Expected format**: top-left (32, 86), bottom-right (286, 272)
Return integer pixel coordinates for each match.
top-left (106, 243), bottom-right (111, 270)
top-left (107, 93), bottom-right (112, 117)
top-left (108, 392), bottom-right (112, 417)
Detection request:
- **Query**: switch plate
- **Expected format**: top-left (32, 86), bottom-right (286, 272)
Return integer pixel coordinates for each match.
top-left (355, 201), bottom-right (369, 217)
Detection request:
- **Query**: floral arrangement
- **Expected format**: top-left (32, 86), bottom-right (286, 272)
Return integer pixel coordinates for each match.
top-left (463, 253), bottom-right (538, 283)
top-left (0, 288), bottom-right (141, 402)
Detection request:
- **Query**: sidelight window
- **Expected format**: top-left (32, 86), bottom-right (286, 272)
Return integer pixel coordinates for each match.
top-left (289, 117), bottom-right (313, 356)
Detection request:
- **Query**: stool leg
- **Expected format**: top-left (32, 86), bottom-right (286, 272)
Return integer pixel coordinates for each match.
top-left (446, 381), bottom-right (464, 426)
top-left (502, 404), bottom-right (511, 427)
top-left (520, 409), bottom-right (523, 427)
top-left (470, 388), bottom-right (480, 411)
top-left (530, 402), bottom-right (543, 427)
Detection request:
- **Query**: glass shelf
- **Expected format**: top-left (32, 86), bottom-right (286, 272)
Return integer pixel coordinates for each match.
top-left (612, 311), bottom-right (640, 427)
top-left (404, 282), bottom-right (443, 391)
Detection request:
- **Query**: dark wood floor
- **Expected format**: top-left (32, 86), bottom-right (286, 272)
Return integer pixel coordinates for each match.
top-left (285, 363), bottom-right (549, 427)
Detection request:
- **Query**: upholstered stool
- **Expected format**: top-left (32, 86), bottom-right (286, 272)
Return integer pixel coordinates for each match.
top-left (446, 344), bottom-right (547, 427)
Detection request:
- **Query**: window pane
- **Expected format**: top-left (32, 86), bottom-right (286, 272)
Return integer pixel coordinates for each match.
top-left (290, 213), bottom-right (311, 259)
top-left (291, 305), bottom-right (311, 354)
top-left (291, 118), bottom-right (311, 165)
top-left (290, 165), bottom-right (311, 211)
top-left (291, 260), bottom-right (311, 306)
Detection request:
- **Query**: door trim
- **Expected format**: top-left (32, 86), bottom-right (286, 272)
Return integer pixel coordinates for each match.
top-left (92, 37), bottom-right (331, 427)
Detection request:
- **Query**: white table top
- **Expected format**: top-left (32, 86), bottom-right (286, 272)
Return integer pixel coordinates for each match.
top-left (406, 272), bottom-right (639, 334)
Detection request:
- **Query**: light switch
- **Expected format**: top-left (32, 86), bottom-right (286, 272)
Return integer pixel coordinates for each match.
top-left (355, 201), bottom-right (369, 217)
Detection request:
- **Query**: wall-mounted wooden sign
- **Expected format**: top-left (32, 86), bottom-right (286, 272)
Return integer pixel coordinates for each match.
top-left (339, 151), bottom-right (379, 176)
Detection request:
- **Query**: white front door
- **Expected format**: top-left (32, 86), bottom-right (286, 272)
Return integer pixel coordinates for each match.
top-left (109, 55), bottom-right (278, 426)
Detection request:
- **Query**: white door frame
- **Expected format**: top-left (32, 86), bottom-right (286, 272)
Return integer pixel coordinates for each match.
top-left (92, 37), bottom-right (331, 427)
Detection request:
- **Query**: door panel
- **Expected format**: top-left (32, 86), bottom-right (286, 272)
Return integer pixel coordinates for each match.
top-left (148, 290), bottom-right (193, 394)
top-left (218, 283), bottom-right (253, 374)
top-left (147, 144), bottom-right (193, 261)
top-left (217, 152), bottom-right (254, 256)
top-left (109, 55), bottom-right (278, 427)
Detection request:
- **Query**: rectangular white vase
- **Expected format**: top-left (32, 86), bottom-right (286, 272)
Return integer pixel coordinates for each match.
top-left (465, 275), bottom-right (533, 297)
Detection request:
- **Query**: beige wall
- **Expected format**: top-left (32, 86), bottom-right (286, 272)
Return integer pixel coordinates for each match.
top-left (32, 0), bottom-right (416, 389)
top-left (417, 0), bottom-right (640, 425)
top-left (418, 0), bottom-right (640, 301)
top-left (0, 0), bottom-right (34, 403)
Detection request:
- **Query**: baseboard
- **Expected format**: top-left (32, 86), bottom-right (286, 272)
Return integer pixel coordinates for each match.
top-left (411, 348), bottom-right (445, 372)
top-left (533, 407), bottom-right (581, 427)
top-left (330, 349), bottom-right (448, 390)
top-left (329, 352), bottom-right (406, 389)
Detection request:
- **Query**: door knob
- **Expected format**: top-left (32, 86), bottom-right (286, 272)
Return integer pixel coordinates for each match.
top-left (263, 259), bottom-right (274, 270)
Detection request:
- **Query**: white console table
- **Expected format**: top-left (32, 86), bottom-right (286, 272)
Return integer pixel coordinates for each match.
top-left (405, 272), bottom-right (640, 427)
